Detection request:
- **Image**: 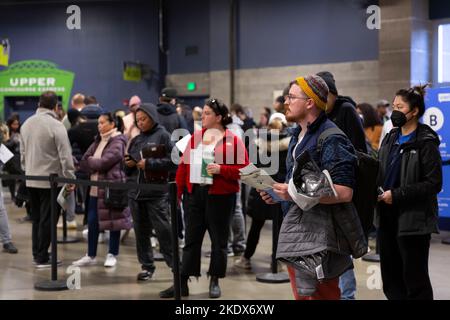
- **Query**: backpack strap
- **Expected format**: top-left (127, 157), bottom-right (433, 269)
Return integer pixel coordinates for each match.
top-left (316, 127), bottom-right (347, 153)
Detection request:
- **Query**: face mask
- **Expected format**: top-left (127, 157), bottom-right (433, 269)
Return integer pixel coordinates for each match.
top-left (390, 110), bottom-right (411, 128)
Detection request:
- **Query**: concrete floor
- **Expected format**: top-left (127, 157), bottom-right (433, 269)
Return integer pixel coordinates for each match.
top-left (0, 193), bottom-right (449, 300)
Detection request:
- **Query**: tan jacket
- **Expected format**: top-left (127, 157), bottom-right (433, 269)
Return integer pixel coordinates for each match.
top-left (20, 108), bottom-right (75, 188)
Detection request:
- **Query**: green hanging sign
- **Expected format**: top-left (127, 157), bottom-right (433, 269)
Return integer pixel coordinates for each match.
top-left (0, 59), bottom-right (75, 115)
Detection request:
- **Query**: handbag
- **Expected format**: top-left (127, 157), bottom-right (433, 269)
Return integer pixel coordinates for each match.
top-left (104, 187), bottom-right (128, 209)
top-left (140, 143), bottom-right (169, 183)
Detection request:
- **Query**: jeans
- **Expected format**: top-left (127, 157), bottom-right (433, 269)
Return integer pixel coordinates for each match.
top-left (339, 268), bottom-right (357, 300)
top-left (129, 195), bottom-right (173, 272)
top-left (87, 197), bottom-right (120, 257)
top-left (0, 187), bottom-right (12, 244)
top-left (228, 185), bottom-right (246, 253)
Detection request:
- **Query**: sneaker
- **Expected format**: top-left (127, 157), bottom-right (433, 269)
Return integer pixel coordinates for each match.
top-left (104, 254), bottom-right (117, 267)
top-left (137, 270), bottom-right (153, 281)
top-left (3, 242), bottom-right (18, 254)
top-left (35, 259), bottom-right (62, 269)
top-left (72, 255), bottom-right (97, 267)
top-left (234, 257), bottom-right (251, 270)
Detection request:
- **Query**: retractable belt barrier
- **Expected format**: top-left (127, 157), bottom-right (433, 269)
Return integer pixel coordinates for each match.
top-left (0, 173), bottom-right (181, 299)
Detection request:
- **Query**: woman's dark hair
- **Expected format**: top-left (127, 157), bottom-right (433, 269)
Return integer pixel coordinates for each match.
top-left (275, 95), bottom-right (285, 105)
top-left (100, 112), bottom-right (124, 133)
top-left (395, 84), bottom-right (429, 118)
top-left (6, 114), bottom-right (20, 132)
top-left (205, 98), bottom-right (233, 127)
top-left (230, 103), bottom-right (245, 116)
top-left (356, 103), bottom-right (381, 128)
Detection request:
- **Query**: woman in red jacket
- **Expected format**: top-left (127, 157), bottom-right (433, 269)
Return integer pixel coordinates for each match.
top-left (160, 99), bottom-right (249, 299)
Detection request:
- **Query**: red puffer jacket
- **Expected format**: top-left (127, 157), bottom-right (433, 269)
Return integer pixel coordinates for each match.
top-left (176, 128), bottom-right (249, 199)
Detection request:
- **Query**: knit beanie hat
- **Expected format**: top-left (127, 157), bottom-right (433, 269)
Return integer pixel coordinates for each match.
top-left (295, 75), bottom-right (329, 111)
top-left (316, 71), bottom-right (338, 95)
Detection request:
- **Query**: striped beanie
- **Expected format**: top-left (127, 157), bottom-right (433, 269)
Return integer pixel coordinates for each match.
top-left (296, 75), bottom-right (329, 111)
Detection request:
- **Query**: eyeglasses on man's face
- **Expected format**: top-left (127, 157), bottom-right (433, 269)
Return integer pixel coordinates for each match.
top-left (284, 94), bottom-right (310, 103)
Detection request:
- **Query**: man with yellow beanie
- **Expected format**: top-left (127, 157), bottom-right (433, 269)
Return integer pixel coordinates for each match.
top-left (259, 75), bottom-right (366, 300)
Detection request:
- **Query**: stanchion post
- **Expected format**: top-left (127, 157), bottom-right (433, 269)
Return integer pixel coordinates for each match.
top-left (50, 173), bottom-right (58, 280)
top-left (35, 173), bottom-right (68, 291)
top-left (256, 205), bottom-right (289, 284)
top-left (169, 182), bottom-right (181, 300)
top-left (270, 205), bottom-right (279, 274)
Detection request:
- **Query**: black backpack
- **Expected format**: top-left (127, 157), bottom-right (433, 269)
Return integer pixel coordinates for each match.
top-left (317, 127), bottom-right (379, 237)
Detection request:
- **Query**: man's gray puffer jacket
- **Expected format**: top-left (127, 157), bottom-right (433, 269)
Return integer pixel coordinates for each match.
top-left (276, 201), bottom-right (367, 296)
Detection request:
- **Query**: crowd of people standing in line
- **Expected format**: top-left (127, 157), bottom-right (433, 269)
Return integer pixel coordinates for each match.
top-left (0, 68), bottom-right (442, 301)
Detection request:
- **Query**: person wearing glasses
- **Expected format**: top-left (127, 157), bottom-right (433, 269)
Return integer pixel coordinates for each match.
top-left (377, 85), bottom-right (441, 300)
top-left (160, 99), bottom-right (249, 299)
top-left (260, 75), bottom-right (366, 300)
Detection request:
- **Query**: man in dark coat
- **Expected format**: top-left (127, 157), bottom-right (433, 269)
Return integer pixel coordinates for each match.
top-left (316, 71), bottom-right (367, 300)
top-left (156, 88), bottom-right (188, 134)
top-left (317, 71), bottom-right (367, 154)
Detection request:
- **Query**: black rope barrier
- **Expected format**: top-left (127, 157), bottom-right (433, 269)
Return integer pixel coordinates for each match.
top-left (0, 173), bottom-right (180, 298)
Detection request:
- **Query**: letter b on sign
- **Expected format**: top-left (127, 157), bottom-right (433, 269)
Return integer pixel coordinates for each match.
top-left (423, 107), bottom-right (444, 132)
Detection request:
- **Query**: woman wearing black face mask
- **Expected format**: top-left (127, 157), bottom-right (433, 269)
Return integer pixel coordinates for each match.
top-left (376, 84), bottom-right (442, 300)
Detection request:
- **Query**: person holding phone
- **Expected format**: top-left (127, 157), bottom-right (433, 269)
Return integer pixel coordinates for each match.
top-left (73, 112), bottom-right (131, 268)
top-left (377, 85), bottom-right (442, 300)
top-left (124, 103), bottom-right (176, 285)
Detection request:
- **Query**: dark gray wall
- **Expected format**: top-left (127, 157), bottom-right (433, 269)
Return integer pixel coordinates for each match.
top-left (167, 0), bottom-right (379, 74)
top-left (0, 1), bottom-right (160, 111)
top-left (430, 0), bottom-right (450, 20)
top-left (167, 0), bottom-right (210, 74)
